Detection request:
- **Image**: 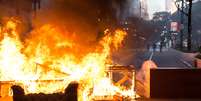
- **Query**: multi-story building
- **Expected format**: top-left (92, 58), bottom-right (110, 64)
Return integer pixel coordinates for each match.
top-left (127, 0), bottom-right (149, 19)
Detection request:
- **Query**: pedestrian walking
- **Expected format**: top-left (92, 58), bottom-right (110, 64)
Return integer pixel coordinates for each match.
top-left (153, 43), bottom-right (156, 52)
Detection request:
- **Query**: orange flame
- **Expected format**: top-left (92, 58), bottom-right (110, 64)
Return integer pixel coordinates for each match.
top-left (0, 18), bottom-right (136, 101)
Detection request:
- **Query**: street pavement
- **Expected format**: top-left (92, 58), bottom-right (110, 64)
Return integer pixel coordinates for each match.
top-left (113, 47), bottom-right (196, 69)
top-left (145, 48), bottom-right (195, 68)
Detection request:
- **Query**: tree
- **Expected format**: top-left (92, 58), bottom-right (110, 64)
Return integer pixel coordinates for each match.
top-left (175, 0), bottom-right (193, 51)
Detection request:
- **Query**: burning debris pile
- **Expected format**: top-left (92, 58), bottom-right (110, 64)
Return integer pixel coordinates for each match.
top-left (0, 18), bottom-right (137, 101)
top-left (11, 82), bottom-right (78, 101)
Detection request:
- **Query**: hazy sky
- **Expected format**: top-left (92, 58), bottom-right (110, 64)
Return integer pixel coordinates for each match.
top-left (148, 0), bottom-right (166, 18)
top-left (147, 0), bottom-right (177, 19)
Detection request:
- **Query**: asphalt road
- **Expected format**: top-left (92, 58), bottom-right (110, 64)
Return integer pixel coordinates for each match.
top-left (150, 48), bottom-right (194, 68)
top-left (113, 47), bottom-right (195, 70)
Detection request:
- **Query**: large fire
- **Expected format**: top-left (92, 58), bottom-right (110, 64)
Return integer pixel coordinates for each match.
top-left (0, 18), bottom-right (135, 101)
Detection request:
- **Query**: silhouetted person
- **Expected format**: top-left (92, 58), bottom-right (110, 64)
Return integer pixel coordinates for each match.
top-left (160, 42), bottom-right (163, 52)
top-left (153, 43), bottom-right (156, 52)
top-left (147, 44), bottom-right (150, 51)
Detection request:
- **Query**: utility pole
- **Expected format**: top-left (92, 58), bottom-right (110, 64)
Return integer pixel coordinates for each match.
top-left (180, 0), bottom-right (184, 50)
top-left (139, 0), bottom-right (142, 18)
top-left (187, 0), bottom-right (192, 51)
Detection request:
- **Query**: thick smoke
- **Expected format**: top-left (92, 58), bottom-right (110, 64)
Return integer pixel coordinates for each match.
top-left (34, 0), bottom-right (118, 31)
top-left (31, 0), bottom-right (123, 58)
top-left (0, 0), bottom-right (120, 37)
top-left (0, 0), bottom-right (124, 58)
